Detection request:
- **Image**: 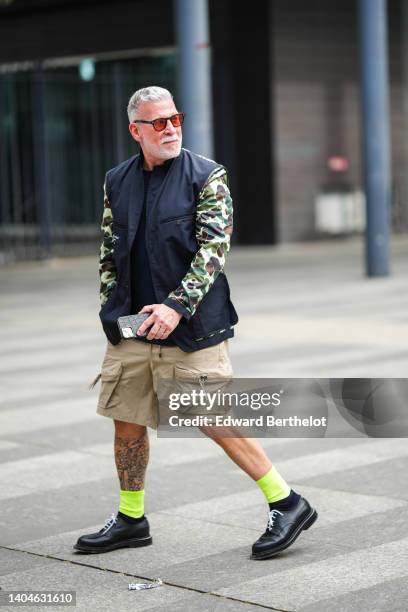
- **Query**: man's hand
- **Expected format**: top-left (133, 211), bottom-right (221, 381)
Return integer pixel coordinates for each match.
top-left (137, 304), bottom-right (182, 340)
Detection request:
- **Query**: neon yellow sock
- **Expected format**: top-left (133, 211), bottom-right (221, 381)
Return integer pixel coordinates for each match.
top-left (119, 489), bottom-right (145, 518)
top-left (256, 466), bottom-right (291, 503)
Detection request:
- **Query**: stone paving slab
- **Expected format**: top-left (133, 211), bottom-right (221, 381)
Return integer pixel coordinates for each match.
top-left (0, 548), bottom-right (54, 576)
top-left (0, 399), bottom-right (97, 437)
top-left (7, 526), bottom-right (347, 598)
top-left (298, 503), bottom-right (408, 550)
top-left (146, 539), bottom-right (349, 594)
top-left (301, 454), bottom-right (408, 500)
top-left (214, 537), bottom-right (408, 610)
top-left (2, 418), bottom-right (112, 454)
top-left (9, 513), bottom-right (256, 575)
top-left (300, 575), bottom-right (408, 612)
top-left (275, 438), bottom-right (408, 482)
top-left (0, 450), bottom-right (115, 500)
top-left (147, 593), bottom-right (271, 612)
top-left (2, 239), bottom-right (408, 611)
top-left (166, 484), bottom-right (407, 533)
top-left (0, 558), bottom-right (204, 612)
top-left (0, 479), bottom-right (118, 547)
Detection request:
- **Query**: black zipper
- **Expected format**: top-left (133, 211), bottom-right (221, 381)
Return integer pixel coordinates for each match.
top-left (113, 221), bottom-right (127, 230)
top-left (160, 213), bottom-right (194, 224)
top-left (194, 326), bottom-right (233, 342)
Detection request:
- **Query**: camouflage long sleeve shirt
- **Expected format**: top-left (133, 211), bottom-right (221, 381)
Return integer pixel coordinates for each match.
top-left (99, 180), bottom-right (117, 306)
top-left (164, 167), bottom-right (233, 319)
top-left (98, 167), bottom-right (233, 316)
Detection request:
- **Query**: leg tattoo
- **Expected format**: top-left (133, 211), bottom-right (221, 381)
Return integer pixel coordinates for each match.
top-left (114, 431), bottom-right (149, 490)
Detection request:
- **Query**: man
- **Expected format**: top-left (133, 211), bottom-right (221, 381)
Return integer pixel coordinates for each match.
top-left (74, 86), bottom-right (317, 560)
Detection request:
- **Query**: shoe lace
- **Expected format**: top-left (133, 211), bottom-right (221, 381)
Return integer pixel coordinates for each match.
top-left (101, 513), bottom-right (117, 534)
top-left (267, 508), bottom-right (284, 532)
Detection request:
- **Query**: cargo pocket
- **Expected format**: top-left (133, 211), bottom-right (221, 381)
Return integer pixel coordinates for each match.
top-left (174, 341), bottom-right (233, 383)
top-left (174, 365), bottom-right (232, 417)
top-left (173, 366), bottom-right (208, 409)
top-left (173, 366), bottom-right (208, 416)
top-left (98, 361), bottom-right (123, 410)
top-left (174, 365), bottom-right (209, 382)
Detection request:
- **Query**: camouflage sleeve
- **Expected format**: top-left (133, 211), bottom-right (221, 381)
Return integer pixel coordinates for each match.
top-left (163, 167), bottom-right (233, 320)
top-left (98, 178), bottom-right (117, 306)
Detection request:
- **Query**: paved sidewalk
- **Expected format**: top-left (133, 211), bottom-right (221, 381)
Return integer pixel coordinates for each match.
top-left (0, 236), bottom-right (408, 611)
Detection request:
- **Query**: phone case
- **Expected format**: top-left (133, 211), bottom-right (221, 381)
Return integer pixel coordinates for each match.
top-left (117, 313), bottom-right (151, 339)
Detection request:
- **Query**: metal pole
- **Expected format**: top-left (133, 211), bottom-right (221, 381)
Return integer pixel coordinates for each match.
top-left (33, 64), bottom-right (52, 258)
top-left (401, 0), bottom-right (408, 231)
top-left (174, 0), bottom-right (214, 158)
top-left (113, 63), bottom-right (125, 165)
top-left (358, 0), bottom-right (391, 276)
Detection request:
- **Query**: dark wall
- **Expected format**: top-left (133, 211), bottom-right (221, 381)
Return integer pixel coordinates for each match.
top-left (272, 0), bottom-right (406, 241)
top-left (0, 0), bottom-right (173, 63)
top-left (3, 0), bottom-right (404, 248)
top-left (0, 0), bottom-right (276, 245)
top-left (272, 0), bottom-right (360, 241)
top-left (210, 0), bottom-right (276, 244)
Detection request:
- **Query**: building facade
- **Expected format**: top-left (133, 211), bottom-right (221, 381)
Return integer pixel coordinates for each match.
top-left (0, 0), bottom-right (406, 260)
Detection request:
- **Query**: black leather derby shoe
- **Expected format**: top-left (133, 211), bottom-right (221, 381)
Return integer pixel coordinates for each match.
top-left (251, 496), bottom-right (317, 560)
top-left (73, 513), bottom-right (152, 554)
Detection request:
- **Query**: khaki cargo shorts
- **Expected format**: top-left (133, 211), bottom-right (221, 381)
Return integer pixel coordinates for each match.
top-left (94, 339), bottom-right (233, 429)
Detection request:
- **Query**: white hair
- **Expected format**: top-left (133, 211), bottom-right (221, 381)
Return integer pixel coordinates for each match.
top-left (127, 86), bottom-right (173, 122)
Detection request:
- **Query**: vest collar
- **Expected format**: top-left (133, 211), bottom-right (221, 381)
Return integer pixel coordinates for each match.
top-left (136, 148), bottom-right (180, 174)
top-left (127, 149), bottom-right (183, 245)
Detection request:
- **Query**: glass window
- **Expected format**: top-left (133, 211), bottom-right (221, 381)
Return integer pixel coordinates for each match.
top-left (0, 52), bottom-right (176, 258)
